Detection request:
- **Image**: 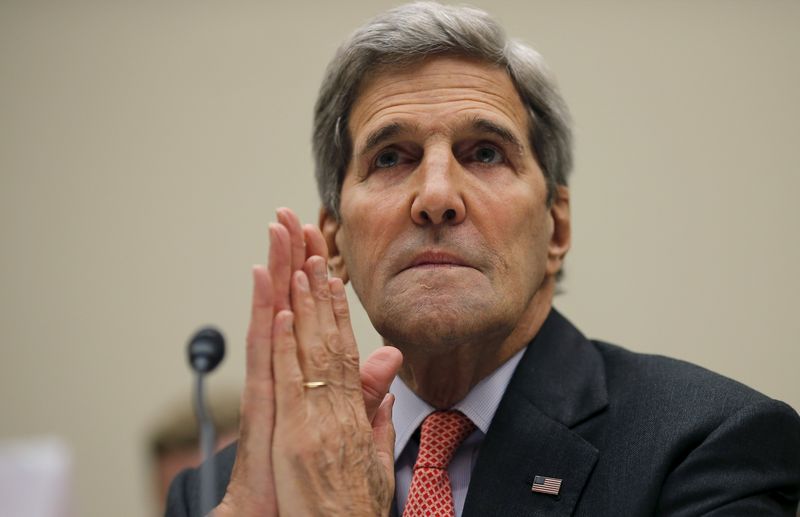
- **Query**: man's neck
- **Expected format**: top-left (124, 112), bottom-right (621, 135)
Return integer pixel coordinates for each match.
top-left (393, 282), bottom-right (555, 409)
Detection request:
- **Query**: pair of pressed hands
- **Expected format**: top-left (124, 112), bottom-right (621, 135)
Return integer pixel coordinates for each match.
top-left (214, 208), bottom-right (403, 517)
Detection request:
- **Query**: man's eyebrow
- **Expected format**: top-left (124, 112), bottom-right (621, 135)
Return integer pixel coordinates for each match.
top-left (359, 122), bottom-right (405, 158)
top-left (357, 118), bottom-right (525, 157)
top-left (471, 118), bottom-right (525, 155)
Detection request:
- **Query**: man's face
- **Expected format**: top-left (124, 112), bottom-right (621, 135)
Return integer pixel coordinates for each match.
top-left (323, 56), bottom-right (569, 353)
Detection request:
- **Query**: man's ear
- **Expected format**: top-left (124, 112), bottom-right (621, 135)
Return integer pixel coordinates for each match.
top-left (547, 185), bottom-right (571, 276)
top-left (319, 207), bottom-right (349, 284)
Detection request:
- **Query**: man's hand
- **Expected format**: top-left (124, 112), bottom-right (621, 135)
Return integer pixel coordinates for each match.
top-left (270, 255), bottom-right (397, 515)
top-left (215, 208), bottom-right (402, 516)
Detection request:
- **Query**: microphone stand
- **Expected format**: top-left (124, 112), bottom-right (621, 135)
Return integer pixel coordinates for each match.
top-left (187, 326), bottom-right (225, 517)
top-left (194, 370), bottom-right (216, 516)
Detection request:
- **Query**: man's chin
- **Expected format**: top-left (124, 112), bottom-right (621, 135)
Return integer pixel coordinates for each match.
top-left (384, 270), bottom-right (489, 303)
top-left (371, 297), bottom-right (504, 353)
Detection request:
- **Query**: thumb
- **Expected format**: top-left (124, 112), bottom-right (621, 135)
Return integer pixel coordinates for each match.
top-left (361, 346), bottom-right (403, 423)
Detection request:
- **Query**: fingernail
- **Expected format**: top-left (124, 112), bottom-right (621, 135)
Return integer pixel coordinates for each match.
top-left (282, 311), bottom-right (294, 331)
top-left (314, 258), bottom-right (328, 279)
top-left (296, 272), bottom-right (309, 290)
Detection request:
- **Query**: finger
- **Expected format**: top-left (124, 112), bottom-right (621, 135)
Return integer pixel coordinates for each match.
top-left (242, 266), bottom-right (275, 436)
top-left (225, 266), bottom-right (278, 516)
top-left (329, 277), bottom-right (364, 390)
top-left (271, 310), bottom-right (305, 420)
top-left (372, 393), bottom-right (397, 485)
top-left (276, 207), bottom-right (306, 272)
top-left (290, 269), bottom-right (339, 383)
top-left (268, 223), bottom-right (292, 313)
top-left (246, 265), bottom-right (274, 384)
top-left (304, 256), bottom-right (339, 351)
top-left (360, 346), bottom-right (403, 423)
top-left (303, 224), bottom-right (329, 260)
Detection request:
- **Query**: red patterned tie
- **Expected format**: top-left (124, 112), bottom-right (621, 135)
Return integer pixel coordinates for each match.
top-left (403, 410), bottom-right (476, 517)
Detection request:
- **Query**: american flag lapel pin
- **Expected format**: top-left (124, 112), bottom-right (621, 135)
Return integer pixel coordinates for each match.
top-left (531, 475), bottom-right (562, 496)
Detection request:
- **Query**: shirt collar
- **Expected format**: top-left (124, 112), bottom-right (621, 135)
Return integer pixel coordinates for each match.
top-left (390, 346), bottom-right (527, 460)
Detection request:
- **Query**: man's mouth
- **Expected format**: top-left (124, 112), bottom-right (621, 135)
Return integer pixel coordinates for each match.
top-left (402, 251), bottom-right (474, 271)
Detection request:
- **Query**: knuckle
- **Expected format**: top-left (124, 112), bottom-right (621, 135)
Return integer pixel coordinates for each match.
top-left (332, 299), bottom-right (350, 319)
top-left (360, 376), bottom-right (382, 399)
top-left (312, 283), bottom-right (331, 302)
top-left (342, 351), bottom-right (360, 370)
top-left (323, 330), bottom-right (343, 353)
top-left (308, 344), bottom-right (330, 369)
top-left (301, 293), bottom-right (316, 312)
top-left (273, 335), bottom-right (295, 354)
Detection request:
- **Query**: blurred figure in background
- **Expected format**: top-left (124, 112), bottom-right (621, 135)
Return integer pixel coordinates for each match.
top-left (148, 392), bottom-right (239, 515)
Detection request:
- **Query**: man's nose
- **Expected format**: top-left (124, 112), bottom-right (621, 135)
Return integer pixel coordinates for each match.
top-left (410, 149), bottom-right (466, 226)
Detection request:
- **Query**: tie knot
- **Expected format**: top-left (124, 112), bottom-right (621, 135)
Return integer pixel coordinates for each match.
top-left (415, 410), bottom-right (476, 470)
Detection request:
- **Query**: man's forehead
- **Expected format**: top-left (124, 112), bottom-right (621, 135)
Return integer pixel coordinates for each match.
top-left (348, 55), bottom-right (531, 146)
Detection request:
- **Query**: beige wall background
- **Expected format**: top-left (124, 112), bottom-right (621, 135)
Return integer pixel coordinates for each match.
top-left (1, 1), bottom-right (798, 515)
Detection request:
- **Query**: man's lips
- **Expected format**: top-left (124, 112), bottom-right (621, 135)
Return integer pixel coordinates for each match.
top-left (402, 251), bottom-right (475, 271)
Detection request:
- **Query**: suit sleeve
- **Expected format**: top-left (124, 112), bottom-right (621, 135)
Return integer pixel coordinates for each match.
top-left (163, 442), bottom-right (237, 517)
top-left (656, 399), bottom-right (800, 516)
top-left (164, 467), bottom-right (197, 517)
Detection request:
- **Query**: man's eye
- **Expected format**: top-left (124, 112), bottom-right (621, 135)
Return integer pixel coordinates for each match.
top-left (375, 150), bottom-right (400, 168)
top-left (473, 146), bottom-right (503, 164)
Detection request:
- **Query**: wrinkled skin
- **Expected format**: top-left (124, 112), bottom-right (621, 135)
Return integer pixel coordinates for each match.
top-left (214, 55), bottom-right (570, 515)
top-left (215, 208), bottom-right (401, 517)
top-left (323, 56), bottom-right (570, 408)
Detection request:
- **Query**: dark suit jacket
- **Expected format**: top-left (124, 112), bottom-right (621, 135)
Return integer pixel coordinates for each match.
top-left (166, 309), bottom-right (800, 516)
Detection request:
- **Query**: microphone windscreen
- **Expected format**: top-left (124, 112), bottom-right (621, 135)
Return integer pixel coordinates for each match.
top-left (187, 327), bottom-right (225, 373)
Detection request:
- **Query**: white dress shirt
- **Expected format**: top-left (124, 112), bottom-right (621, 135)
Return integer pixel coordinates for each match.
top-left (391, 347), bottom-right (527, 516)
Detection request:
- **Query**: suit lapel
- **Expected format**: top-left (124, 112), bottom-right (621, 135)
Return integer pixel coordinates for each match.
top-left (463, 309), bottom-right (608, 516)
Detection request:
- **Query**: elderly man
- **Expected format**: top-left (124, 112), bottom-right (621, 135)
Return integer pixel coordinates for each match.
top-left (167, 3), bottom-right (800, 516)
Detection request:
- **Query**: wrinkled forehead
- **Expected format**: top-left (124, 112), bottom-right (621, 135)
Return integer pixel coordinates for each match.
top-left (347, 55), bottom-right (531, 146)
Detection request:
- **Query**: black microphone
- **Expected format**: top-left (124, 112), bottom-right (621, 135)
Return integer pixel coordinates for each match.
top-left (187, 326), bottom-right (225, 516)
top-left (188, 327), bottom-right (225, 373)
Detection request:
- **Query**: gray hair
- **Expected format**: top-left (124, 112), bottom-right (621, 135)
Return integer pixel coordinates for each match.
top-left (312, 1), bottom-right (573, 218)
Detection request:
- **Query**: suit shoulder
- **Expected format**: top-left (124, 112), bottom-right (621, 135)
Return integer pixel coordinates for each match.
top-left (578, 341), bottom-right (800, 515)
top-left (592, 340), bottom-right (798, 427)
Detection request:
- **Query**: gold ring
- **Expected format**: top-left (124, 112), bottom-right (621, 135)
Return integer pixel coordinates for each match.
top-left (302, 381), bottom-right (327, 389)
